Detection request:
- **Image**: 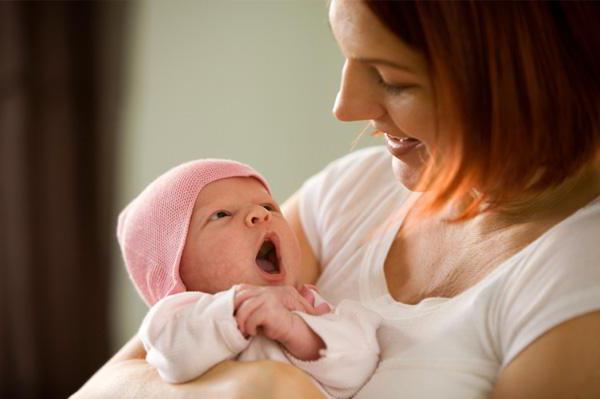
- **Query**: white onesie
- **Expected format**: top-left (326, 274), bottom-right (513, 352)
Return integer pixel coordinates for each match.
top-left (139, 286), bottom-right (381, 399)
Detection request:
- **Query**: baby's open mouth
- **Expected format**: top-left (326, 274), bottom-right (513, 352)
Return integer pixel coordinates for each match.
top-left (255, 239), bottom-right (281, 274)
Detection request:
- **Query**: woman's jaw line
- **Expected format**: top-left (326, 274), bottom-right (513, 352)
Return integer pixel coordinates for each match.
top-left (392, 157), bottom-right (427, 191)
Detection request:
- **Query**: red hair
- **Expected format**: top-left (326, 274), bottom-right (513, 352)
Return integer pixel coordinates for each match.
top-left (365, 1), bottom-right (600, 219)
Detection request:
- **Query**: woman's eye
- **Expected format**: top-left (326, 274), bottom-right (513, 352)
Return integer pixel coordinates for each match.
top-left (375, 73), bottom-right (413, 95)
top-left (208, 210), bottom-right (231, 221)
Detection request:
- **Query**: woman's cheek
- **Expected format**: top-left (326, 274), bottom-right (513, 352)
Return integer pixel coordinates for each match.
top-left (388, 91), bottom-right (437, 151)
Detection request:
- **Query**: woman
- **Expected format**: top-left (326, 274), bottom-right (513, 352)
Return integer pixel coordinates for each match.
top-left (73, 0), bottom-right (600, 397)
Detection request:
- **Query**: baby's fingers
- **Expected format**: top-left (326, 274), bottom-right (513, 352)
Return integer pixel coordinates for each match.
top-left (313, 302), bottom-right (332, 315)
top-left (299, 285), bottom-right (315, 306)
top-left (244, 308), bottom-right (266, 337)
top-left (235, 296), bottom-right (264, 336)
top-left (234, 284), bottom-right (260, 311)
top-left (297, 295), bottom-right (331, 316)
top-left (297, 285), bottom-right (331, 315)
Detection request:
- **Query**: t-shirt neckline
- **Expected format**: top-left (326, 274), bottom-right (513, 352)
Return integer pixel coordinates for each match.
top-left (360, 193), bottom-right (600, 316)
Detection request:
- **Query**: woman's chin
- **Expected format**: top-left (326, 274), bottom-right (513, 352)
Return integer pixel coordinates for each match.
top-left (391, 157), bottom-right (426, 191)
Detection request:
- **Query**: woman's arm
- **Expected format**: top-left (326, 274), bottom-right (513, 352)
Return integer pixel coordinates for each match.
top-left (491, 311), bottom-right (600, 398)
top-left (71, 336), bottom-right (326, 399)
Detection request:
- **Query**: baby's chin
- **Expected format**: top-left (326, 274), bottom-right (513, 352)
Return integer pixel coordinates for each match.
top-left (180, 275), bottom-right (238, 294)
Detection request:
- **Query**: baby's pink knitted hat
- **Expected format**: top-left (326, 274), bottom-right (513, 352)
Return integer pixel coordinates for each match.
top-left (117, 159), bottom-right (271, 306)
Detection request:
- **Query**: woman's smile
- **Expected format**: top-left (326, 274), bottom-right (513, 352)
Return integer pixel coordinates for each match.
top-left (384, 133), bottom-right (423, 158)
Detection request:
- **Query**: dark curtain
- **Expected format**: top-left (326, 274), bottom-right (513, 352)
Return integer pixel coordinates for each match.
top-left (0, 2), bottom-right (128, 398)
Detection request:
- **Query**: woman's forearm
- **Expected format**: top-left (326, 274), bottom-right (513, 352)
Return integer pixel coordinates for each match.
top-left (71, 336), bottom-right (326, 399)
top-left (73, 358), bottom-right (266, 399)
top-left (70, 336), bottom-right (184, 399)
top-left (71, 357), bottom-right (182, 399)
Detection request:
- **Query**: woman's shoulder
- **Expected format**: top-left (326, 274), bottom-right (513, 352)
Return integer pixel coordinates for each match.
top-left (302, 145), bottom-right (401, 203)
top-left (300, 146), bottom-right (409, 218)
top-left (297, 146), bottom-right (408, 264)
top-left (320, 145), bottom-right (390, 172)
top-left (327, 145), bottom-right (392, 177)
top-left (500, 195), bottom-right (600, 290)
top-left (488, 196), bottom-right (600, 366)
top-left (533, 195), bottom-right (600, 259)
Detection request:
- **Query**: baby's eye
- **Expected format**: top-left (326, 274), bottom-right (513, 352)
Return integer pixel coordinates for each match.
top-left (208, 210), bottom-right (231, 221)
top-left (261, 204), bottom-right (277, 212)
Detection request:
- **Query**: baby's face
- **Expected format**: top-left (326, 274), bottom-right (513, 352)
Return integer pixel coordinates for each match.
top-left (179, 176), bottom-right (300, 293)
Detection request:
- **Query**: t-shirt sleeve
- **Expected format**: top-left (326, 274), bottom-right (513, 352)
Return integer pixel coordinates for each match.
top-left (494, 208), bottom-right (600, 368)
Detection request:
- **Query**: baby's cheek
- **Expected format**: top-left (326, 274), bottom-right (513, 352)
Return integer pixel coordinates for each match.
top-left (286, 235), bottom-right (302, 277)
top-left (207, 257), bottom-right (251, 290)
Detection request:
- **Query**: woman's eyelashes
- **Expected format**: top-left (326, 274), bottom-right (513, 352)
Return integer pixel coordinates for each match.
top-left (376, 77), bottom-right (413, 95)
top-left (373, 70), bottom-right (414, 95)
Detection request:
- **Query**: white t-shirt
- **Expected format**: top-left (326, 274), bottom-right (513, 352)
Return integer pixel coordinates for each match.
top-left (298, 146), bottom-right (600, 399)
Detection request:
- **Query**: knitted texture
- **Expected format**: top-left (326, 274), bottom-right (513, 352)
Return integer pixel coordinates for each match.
top-left (117, 159), bottom-right (271, 306)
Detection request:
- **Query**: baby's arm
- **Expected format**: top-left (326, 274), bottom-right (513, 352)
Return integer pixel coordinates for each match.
top-left (139, 288), bottom-right (249, 384)
top-left (288, 295), bottom-right (382, 399)
top-left (234, 285), bottom-right (382, 398)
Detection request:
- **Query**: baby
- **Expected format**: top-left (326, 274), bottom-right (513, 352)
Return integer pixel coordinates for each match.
top-left (117, 159), bottom-right (381, 399)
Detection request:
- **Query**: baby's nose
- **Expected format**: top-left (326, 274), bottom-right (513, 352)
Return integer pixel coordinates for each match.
top-left (245, 205), bottom-right (271, 226)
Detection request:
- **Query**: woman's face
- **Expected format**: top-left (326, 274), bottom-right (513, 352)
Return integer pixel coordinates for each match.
top-left (329, 0), bottom-right (440, 189)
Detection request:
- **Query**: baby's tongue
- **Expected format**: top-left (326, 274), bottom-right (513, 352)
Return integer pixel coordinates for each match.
top-left (256, 258), bottom-right (277, 273)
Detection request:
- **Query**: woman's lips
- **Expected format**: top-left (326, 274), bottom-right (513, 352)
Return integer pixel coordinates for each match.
top-left (384, 133), bottom-right (422, 157)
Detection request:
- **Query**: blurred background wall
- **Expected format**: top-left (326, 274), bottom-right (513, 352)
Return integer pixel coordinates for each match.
top-left (113, 0), bottom-right (379, 350)
top-left (0, 1), bottom-right (381, 398)
top-left (1, 2), bottom-right (127, 398)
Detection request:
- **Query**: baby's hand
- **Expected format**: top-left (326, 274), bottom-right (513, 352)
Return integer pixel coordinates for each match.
top-left (233, 285), bottom-right (329, 360)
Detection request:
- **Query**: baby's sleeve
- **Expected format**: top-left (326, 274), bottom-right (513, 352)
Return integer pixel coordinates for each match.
top-left (139, 287), bottom-right (249, 383)
top-left (286, 296), bottom-right (382, 398)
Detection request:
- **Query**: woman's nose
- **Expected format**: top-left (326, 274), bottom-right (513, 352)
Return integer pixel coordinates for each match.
top-left (245, 205), bottom-right (271, 227)
top-left (332, 59), bottom-right (385, 122)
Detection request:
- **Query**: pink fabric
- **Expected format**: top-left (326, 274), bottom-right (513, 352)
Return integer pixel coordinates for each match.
top-left (117, 159), bottom-right (271, 306)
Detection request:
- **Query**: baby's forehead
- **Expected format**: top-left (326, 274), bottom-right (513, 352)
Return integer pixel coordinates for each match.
top-left (193, 176), bottom-right (274, 208)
